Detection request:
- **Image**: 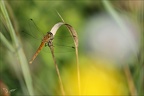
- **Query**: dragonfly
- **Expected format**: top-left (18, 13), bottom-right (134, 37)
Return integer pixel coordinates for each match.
top-left (29, 31), bottom-right (54, 64)
top-left (23, 19), bottom-right (75, 64)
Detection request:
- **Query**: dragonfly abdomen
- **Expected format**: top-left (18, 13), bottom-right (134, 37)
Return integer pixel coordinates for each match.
top-left (29, 42), bottom-right (45, 64)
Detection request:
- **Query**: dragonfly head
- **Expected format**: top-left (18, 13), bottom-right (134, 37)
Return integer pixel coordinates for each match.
top-left (42, 32), bottom-right (54, 43)
top-left (47, 32), bottom-right (54, 40)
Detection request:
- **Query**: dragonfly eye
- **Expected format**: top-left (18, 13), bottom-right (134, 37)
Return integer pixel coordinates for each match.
top-left (47, 32), bottom-right (54, 40)
top-left (47, 32), bottom-right (52, 34)
top-left (47, 32), bottom-right (53, 36)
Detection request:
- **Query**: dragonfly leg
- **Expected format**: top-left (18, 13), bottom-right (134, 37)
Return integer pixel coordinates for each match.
top-left (48, 39), bottom-right (53, 47)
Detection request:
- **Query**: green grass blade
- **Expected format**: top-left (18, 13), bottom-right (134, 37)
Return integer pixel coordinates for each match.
top-left (0, 1), bottom-right (34, 95)
top-left (0, 32), bottom-right (15, 52)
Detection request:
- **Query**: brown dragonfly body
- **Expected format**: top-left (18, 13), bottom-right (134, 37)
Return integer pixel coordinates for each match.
top-left (29, 32), bottom-right (53, 64)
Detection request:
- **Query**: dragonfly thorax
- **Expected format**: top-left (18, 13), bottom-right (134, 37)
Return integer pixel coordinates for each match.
top-left (42, 32), bottom-right (54, 43)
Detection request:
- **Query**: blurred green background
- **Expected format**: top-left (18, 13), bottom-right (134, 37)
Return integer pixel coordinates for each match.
top-left (0, 0), bottom-right (143, 96)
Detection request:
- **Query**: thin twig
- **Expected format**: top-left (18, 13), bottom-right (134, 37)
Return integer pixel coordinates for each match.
top-left (102, 1), bottom-right (138, 95)
top-left (64, 24), bottom-right (81, 95)
top-left (124, 65), bottom-right (137, 96)
top-left (56, 11), bottom-right (81, 94)
top-left (49, 45), bottom-right (65, 95)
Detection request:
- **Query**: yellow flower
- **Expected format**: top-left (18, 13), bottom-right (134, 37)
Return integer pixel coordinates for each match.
top-left (61, 56), bottom-right (128, 95)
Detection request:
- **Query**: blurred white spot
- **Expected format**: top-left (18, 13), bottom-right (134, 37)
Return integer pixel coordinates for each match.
top-left (82, 13), bottom-right (140, 65)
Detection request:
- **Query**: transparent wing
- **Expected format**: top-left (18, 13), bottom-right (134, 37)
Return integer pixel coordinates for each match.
top-left (21, 22), bottom-right (74, 53)
top-left (20, 19), bottom-right (75, 64)
top-left (28, 19), bottom-right (45, 39)
top-left (43, 25), bottom-right (75, 54)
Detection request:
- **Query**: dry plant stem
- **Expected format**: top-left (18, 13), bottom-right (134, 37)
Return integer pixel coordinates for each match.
top-left (124, 65), bottom-right (137, 96)
top-left (56, 12), bottom-right (81, 94)
top-left (75, 45), bottom-right (80, 95)
top-left (102, 1), bottom-right (138, 95)
top-left (64, 24), bottom-right (81, 95)
top-left (49, 46), bottom-right (65, 95)
top-left (50, 21), bottom-right (80, 94)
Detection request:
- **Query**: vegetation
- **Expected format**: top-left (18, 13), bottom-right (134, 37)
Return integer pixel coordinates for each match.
top-left (0, 0), bottom-right (143, 95)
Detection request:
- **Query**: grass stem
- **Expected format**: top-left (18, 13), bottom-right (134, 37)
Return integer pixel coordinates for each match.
top-left (102, 1), bottom-right (138, 95)
top-left (56, 12), bottom-right (81, 94)
top-left (0, 32), bottom-right (15, 52)
top-left (49, 46), bottom-right (65, 95)
top-left (0, 1), bottom-right (34, 95)
top-left (124, 65), bottom-right (137, 96)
